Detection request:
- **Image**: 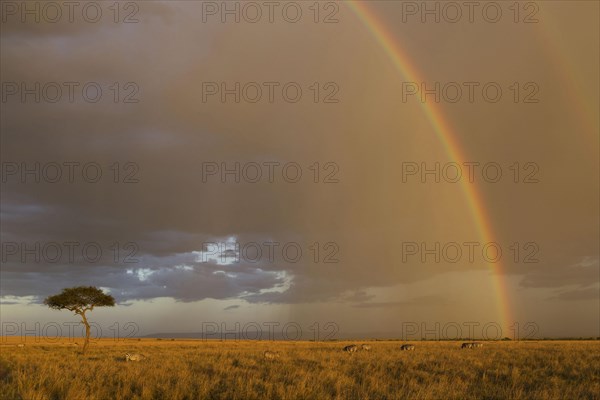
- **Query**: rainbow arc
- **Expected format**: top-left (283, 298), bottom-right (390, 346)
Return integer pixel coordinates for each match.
top-left (347, 2), bottom-right (513, 332)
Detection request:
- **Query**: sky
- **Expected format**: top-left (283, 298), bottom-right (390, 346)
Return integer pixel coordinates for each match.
top-left (1, 1), bottom-right (598, 340)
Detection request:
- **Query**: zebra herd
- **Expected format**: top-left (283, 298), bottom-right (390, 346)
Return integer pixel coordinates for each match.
top-left (125, 353), bottom-right (147, 362)
top-left (461, 342), bottom-right (484, 349)
top-left (341, 342), bottom-right (483, 353)
top-left (263, 350), bottom-right (280, 360)
top-left (122, 342), bottom-right (484, 361)
top-left (344, 343), bottom-right (414, 353)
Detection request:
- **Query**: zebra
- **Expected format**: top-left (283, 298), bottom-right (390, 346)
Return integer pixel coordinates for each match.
top-left (343, 344), bottom-right (358, 353)
top-left (361, 344), bottom-right (371, 351)
top-left (263, 351), bottom-right (280, 360)
top-left (472, 342), bottom-right (483, 348)
top-left (400, 344), bottom-right (415, 351)
top-left (462, 342), bottom-right (483, 349)
top-left (125, 353), bottom-right (146, 362)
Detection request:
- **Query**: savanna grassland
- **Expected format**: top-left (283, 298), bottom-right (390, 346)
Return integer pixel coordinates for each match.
top-left (0, 338), bottom-right (598, 400)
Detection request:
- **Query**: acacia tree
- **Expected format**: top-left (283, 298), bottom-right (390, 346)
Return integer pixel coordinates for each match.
top-left (44, 286), bottom-right (115, 354)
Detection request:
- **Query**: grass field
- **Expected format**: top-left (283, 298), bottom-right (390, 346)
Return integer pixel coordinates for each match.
top-left (0, 338), bottom-right (598, 400)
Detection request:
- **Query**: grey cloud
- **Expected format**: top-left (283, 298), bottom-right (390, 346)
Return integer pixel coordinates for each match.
top-left (0, 2), bottom-right (177, 38)
top-left (548, 287), bottom-right (600, 301)
top-left (1, 0), bottom-right (598, 334)
top-left (352, 295), bottom-right (449, 309)
top-left (1, 233), bottom-right (299, 303)
top-left (342, 290), bottom-right (375, 303)
top-left (519, 257), bottom-right (599, 289)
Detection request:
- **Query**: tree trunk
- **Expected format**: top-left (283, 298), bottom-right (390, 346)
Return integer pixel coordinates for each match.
top-left (80, 312), bottom-right (91, 354)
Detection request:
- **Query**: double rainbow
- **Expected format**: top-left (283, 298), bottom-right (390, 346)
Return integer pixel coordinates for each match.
top-left (347, 2), bottom-right (513, 332)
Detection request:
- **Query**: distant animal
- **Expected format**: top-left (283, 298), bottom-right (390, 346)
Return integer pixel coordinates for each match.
top-left (472, 342), bottom-right (483, 348)
top-left (125, 353), bottom-right (146, 362)
top-left (361, 344), bottom-right (371, 351)
top-left (68, 342), bottom-right (79, 347)
top-left (343, 344), bottom-right (358, 353)
top-left (461, 342), bottom-right (483, 349)
top-left (400, 344), bottom-right (415, 351)
top-left (17, 344), bottom-right (25, 348)
top-left (263, 351), bottom-right (280, 360)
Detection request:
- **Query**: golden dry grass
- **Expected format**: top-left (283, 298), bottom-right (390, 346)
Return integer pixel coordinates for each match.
top-left (0, 338), bottom-right (598, 400)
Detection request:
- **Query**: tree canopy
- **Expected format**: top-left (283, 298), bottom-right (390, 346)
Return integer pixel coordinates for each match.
top-left (44, 286), bottom-right (115, 314)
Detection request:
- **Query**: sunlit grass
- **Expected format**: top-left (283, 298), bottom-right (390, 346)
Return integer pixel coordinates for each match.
top-left (0, 338), bottom-right (598, 400)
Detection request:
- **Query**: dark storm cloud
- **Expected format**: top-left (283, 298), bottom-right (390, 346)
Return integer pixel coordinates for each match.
top-left (519, 257), bottom-right (599, 289)
top-left (352, 295), bottom-right (448, 309)
top-left (1, 1), bottom-right (598, 318)
top-left (242, 276), bottom-right (352, 305)
top-left (548, 287), bottom-right (600, 301)
top-left (0, 255), bottom-right (288, 304)
top-left (0, 1), bottom-right (175, 38)
top-left (343, 290), bottom-right (375, 303)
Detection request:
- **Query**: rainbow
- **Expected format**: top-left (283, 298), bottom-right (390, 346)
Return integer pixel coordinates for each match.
top-left (535, 6), bottom-right (598, 147)
top-left (346, 1), bottom-right (513, 332)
